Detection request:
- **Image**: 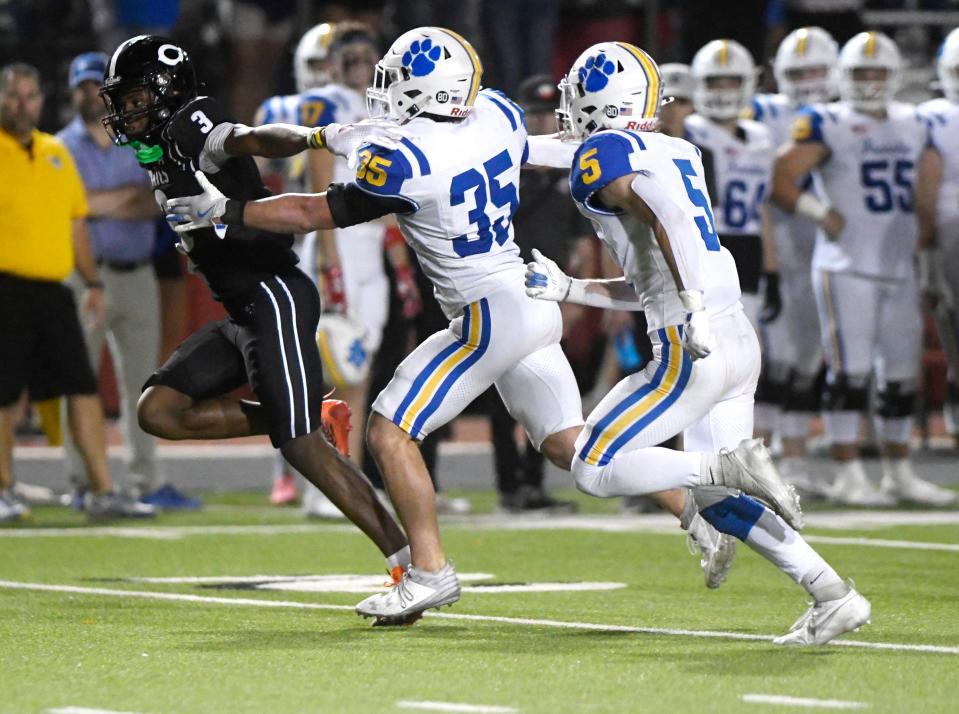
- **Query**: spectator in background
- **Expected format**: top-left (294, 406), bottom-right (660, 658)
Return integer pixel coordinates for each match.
top-left (482, 0), bottom-right (558, 95)
top-left (0, 62), bottom-right (155, 521)
top-left (57, 52), bottom-right (199, 510)
top-left (229, 0), bottom-right (296, 122)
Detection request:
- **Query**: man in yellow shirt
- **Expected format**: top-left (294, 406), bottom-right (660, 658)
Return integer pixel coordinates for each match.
top-left (0, 62), bottom-right (155, 521)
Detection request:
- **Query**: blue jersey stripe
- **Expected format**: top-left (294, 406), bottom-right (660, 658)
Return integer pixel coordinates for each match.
top-left (400, 137), bottom-right (431, 176)
top-left (485, 93), bottom-right (518, 131)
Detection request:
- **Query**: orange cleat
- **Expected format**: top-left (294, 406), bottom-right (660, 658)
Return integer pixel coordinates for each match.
top-left (320, 399), bottom-right (352, 458)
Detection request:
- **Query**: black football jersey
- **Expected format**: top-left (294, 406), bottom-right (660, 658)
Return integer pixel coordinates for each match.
top-left (142, 96), bottom-right (298, 305)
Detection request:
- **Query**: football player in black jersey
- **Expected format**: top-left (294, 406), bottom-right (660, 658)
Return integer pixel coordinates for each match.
top-left (99, 35), bottom-right (410, 578)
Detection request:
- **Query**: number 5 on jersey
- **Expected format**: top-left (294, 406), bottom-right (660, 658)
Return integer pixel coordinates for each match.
top-left (673, 158), bottom-right (720, 251)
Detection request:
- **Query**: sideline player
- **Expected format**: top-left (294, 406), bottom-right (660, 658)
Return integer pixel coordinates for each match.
top-left (748, 27), bottom-right (839, 497)
top-left (772, 31), bottom-right (955, 506)
top-left (98, 35), bottom-right (413, 574)
top-left (167, 29), bottom-right (815, 631)
top-left (522, 41), bottom-right (869, 645)
top-left (685, 39), bottom-right (782, 442)
top-left (917, 27), bottom-right (959, 459)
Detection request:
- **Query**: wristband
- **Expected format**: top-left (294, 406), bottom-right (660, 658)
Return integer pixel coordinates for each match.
top-left (307, 127), bottom-right (326, 150)
top-left (795, 192), bottom-right (829, 222)
top-left (221, 199), bottom-right (246, 226)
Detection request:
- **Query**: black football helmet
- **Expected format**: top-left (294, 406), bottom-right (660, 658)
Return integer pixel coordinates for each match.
top-left (100, 35), bottom-right (198, 144)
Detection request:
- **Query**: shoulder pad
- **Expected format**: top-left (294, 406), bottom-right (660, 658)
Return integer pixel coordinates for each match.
top-left (167, 96), bottom-right (233, 160)
top-left (479, 88), bottom-right (526, 132)
top-left (353, 143), bottom-right (414, 198)
top-left (791, 105), bottom-right (825, 143)
top-left (569, 130), bottom-right (644, 206)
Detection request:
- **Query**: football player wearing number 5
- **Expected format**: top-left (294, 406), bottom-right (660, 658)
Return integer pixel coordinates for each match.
top-left (524, 42), bottom-right (869, 646)
top-left (685, 39), bottom-right (782, 444)
top-left (99, 36), bottom-right (414, 580)
top-left (772, 31), bottom-right (953, 506)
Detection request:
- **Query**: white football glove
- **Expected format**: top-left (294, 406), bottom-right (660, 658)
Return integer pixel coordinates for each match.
top-left (525, 248), bottom-right (572, 302)
top-left (322, 119), bottom-right (404, 162)
top-left (679, 290), bottom-right (714, 360)
top-left (163, 170), bottom-right (228, 234)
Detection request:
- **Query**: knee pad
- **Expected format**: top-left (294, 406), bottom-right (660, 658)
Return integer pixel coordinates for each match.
top-left (877, 381), bottom-right (916, 419)
top-left (784, 369), bottom-right (821, 413)
top-left (822, 374), bottom-right (869, 412)
top-left (698, 494), bottom-right (766, 542)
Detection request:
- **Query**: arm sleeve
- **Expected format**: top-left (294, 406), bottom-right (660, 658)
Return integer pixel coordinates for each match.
top-left (525, 135), bottom-right (578, 169)
top-left (167, 96), bottom-right (234, 166)
top-left (628, 171), bottom-right (706, 294)
top-left (327, 182), bottom-right (416, 228)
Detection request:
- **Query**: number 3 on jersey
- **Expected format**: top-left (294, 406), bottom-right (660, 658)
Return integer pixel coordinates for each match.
top-left (450, 149), bottom-right (518, 257)
top-left (673, 159), bottom-right (720, 251)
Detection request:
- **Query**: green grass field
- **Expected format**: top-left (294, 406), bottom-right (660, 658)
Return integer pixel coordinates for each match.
top-left (2, 491), bottom-right (958, 714)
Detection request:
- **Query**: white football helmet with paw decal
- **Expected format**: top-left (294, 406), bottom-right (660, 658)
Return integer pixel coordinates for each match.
top-left (838, 31), bottom-right (901, 112)
top-left (774, 26), bottom-right (839, 105)
top-left (366, 26), bottom-right (482, 123)
top-left (691, 39), bottom-right (756, 120)
top-left (557, 41), bottom-right (663, 139)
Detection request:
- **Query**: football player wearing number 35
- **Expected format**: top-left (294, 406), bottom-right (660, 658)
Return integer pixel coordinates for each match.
top-left (772, 31), bottom-right (956, 507)
top-left (99, 35), bottom-right (413, 582)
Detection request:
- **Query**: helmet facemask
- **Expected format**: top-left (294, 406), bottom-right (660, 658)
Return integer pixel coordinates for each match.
top-left (695, 74), bottom-right (753, 120)
top-left (366, 61), bottom-right (405, 121)
top-left (780, 65), bottom-right (834, 105)
top-left (840, 66), bottom-right (896, 113)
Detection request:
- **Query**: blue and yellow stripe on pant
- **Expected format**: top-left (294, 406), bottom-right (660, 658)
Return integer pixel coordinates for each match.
top-left (393, 298), bottom-right (491, 439)
top-left (579, 325), bottom-right (692, 466)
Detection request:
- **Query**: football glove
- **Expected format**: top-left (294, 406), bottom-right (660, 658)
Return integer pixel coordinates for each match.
top-left (525, 248), bottom-right (572, 302)
top-left (164, 171), bottom-right (228, 234)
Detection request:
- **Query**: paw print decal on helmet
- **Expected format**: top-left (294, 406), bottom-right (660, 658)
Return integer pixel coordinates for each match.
top-left (402, 38), bottom-right (443, 77)
top-left (578, 53), bottom-right (616, 92)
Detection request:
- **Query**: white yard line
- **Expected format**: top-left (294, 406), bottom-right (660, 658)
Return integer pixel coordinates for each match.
top-left (47, 707), bottom-right (150, 714)
top-left (396, 701), bottom-right (517, 713)
top-left (1, 579), bottom-right (956, 655)
top-left (804, 535), bottom-right (959, 552)
top-left (741, 694), bottom-right (869, 709)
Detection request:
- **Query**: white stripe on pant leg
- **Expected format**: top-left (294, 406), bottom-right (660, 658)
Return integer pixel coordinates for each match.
top-left (276, 277), bottom-right (311, 433)
top-left (259, 281), bottom-right (297, 439)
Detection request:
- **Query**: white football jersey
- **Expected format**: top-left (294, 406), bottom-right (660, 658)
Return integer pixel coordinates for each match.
top-left (568, 129), bottom-right (742, 331)
top-left (352, 88), bottom-right (528, 318)
top-left (683, 113), bottom-right (775, 237)
top-left (794, 101), bottom-right (929, 279)
top-left (749, 93), bottom-right (820, 268)
top-left (919, 97), bottom-right (959, 238)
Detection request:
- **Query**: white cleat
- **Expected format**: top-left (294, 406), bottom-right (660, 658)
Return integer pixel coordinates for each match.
top-left (356, 562), bottom-right (461, 626)
top-left (686, 513), bottom-right (736, 589)
top-left (302, 485), bottom-right (346, 520)
top-left (435, 493), bottom-right (472, 515)
top-left (773, 587), bottom-right (871, 646)
top-left (879, 460), bottom-right (957, 507)
top-left (827, 461), bottom-right (896, 507)
top-left (708, 439), bottom-right (804, 531)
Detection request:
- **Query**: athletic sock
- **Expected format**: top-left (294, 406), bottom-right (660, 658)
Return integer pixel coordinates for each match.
top-left (742, 508), bottom-right (838, 586)
top-left (386, 545), bottom-right (411, 571)
top-left (800, 565), bottom-right (849, 603)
